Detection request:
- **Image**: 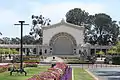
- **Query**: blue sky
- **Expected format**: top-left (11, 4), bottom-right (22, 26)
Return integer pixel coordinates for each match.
top-left (0, 0), bottom-right (120, 38)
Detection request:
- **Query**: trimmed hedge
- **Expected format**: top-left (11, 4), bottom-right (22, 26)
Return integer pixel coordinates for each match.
top-left (25, 63), bottom-right (38, 67)
top-left (24, 60), bottom-right (39, 63)
top-left (112, 57), bottom-right (120, 65)
top-left (0, 66), bottom-right (8, 73)
top-left (13, 56), bottom-right (40, 63)
top-left (67, 60), bottom-right (94, 64)
top-left (8, 63), bottom-right (26, 71)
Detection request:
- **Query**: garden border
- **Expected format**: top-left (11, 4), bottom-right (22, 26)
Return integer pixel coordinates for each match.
top-left (85, 69), bottom-right (99, 80)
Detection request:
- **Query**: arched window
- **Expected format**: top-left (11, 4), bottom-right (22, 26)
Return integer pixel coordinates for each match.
top-left (79, 50), bottom-right (81, 54)
top-left (33, 48), bottom-right (36, 54)
top-left (39, 49), bottom-right (42, 55)
top-left (74, 49), bottom-right (76, 54)
top-left (45, 49), bottom-right (47, 54)
top-left (50, 48), bottom-right (52, 53)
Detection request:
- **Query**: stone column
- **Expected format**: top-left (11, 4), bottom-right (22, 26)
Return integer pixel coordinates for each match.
top-left (19, 48), bottom-right (21, 54)
top-left (42, 47), bottom-right (45, 55)
top-left (25, 48), bottom-right (27, 55)
top-left (95, 48), bottom-right (96, 55)
top-left (35, 47), bottom-right (37, 55)
top-left (50, 47), bottom-right (52, 55)
top-left (26, 48), bottom-right (29, 56)
top-left (105, 49), bottom-right (107, 55)
top-left (37, 46), bottom-right (40, 55)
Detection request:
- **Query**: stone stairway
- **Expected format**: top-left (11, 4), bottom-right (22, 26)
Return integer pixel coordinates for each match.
top-left (42, 56), bottom-right (64, 63)
top-left (41, 56), bottom-right (80, 63)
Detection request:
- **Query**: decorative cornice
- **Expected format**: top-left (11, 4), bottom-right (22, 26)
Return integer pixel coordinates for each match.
top-left (42, 19), bottom-right (84, 30)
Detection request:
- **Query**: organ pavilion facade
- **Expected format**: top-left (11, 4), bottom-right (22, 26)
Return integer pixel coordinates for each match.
top-left (0, 19), bottom-right (112, 59)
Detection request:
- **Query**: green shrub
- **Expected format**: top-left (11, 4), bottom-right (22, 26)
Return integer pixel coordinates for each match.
top-left (23, 56), bottom-right (30, 61)
top-left (0, 66), bottom-right (8, 73)
top-left (112, 57), bottom-right (120, 65)
top-left (25, 63), bottom-right (38, 67)
top-left (13, 56), bottom-right (40, 63)
top-left (8, 63), bottom-right (26, 71)
top-left (24, 60), bottom-right (39, 63)
top-left (67, 60), bottom-right (93, 64)
top-left (23, 56), bottom-right (39, 59)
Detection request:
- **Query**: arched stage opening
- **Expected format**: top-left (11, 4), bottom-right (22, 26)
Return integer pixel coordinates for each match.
top-left (49, 32), bottom-right (77, 55)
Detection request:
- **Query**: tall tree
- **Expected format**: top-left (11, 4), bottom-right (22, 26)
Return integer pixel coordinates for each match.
top-left (23, 35), bottom-right (35, 44)
top-left (90, 13), bottom-right (119, 45)
top-left (2, 37), bottom-right (11, 44)
top-left (11, 37), bottom-right (20, 44)
top-left (29, 15), bottom-right (51, 44)
top-left (110, 21), bottom-right (120, 44)
top-left (0, 32), bottom-right (2, 44)
top-left (66, 8), bottom-right (93, 43)
top-left (66, 8), bottom-right (120, 45)
top-left (66, 8), bottom-right (90, 26)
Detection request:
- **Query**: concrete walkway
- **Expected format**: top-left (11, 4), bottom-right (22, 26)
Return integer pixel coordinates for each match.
top-left (67, 64), bottom-right (120, 68)
top-left (0, 63), bottom-right (9, 65)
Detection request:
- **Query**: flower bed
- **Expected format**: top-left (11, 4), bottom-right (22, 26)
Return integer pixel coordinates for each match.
top-left (0, 64), bottom-right (9, 73)
top-left (24, 60), bottom-right (40, 64)
top-left (60, 67), bottom-right (72, 80)
top-left (0, 66), bottom-right (8, 73)
top-left (28, 62), bottom-right (72, 80)
top-left (25, 63), bottom-right (38, 67)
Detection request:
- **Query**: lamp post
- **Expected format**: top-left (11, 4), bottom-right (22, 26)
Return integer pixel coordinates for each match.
top-left (10, 21), bottom-right (29, 76)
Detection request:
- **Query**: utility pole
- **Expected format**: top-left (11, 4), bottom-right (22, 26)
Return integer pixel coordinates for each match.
top-left (10, 21), bottom-right (29, 76)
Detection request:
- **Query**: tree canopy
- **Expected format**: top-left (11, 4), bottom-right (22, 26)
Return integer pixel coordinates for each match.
top-left (23, 35), bottom-right (35, 44)
top-left (0, 35), bottom-right (35, 44)
top-left (29, 15), bottom-right (51, 44)
top-left (0, 48), bottom-right (19, 54)
top-left (65, 8), bottom-right (120, 45)
top-left (107, 42), bottom-right (120, 54)
top-left (66, 8), bottom-right (90, 25)
top-left (96, 51), bottom-right (104, 55)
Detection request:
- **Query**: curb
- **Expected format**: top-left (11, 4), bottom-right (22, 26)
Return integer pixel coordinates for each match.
top-left (72, 68), bottom-right (74, 80)
top-left (85, 69), bottom-right (99, 80)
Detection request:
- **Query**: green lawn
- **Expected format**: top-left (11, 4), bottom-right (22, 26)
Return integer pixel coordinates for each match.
top-left (0, 66), bottom-right (50, 80)
top-left (73, 68), bottom-right (94, 80)
top-left (0, 66), bottom-right (94, 80)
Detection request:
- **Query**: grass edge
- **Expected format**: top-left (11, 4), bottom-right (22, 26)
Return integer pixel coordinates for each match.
top-left (85, 69), bottom-right (99, 80)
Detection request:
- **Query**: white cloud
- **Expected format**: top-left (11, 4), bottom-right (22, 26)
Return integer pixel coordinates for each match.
top-left (28, 2), bottom-right (105, 24)
top-left (0, 1), bottom-right (106, 38)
